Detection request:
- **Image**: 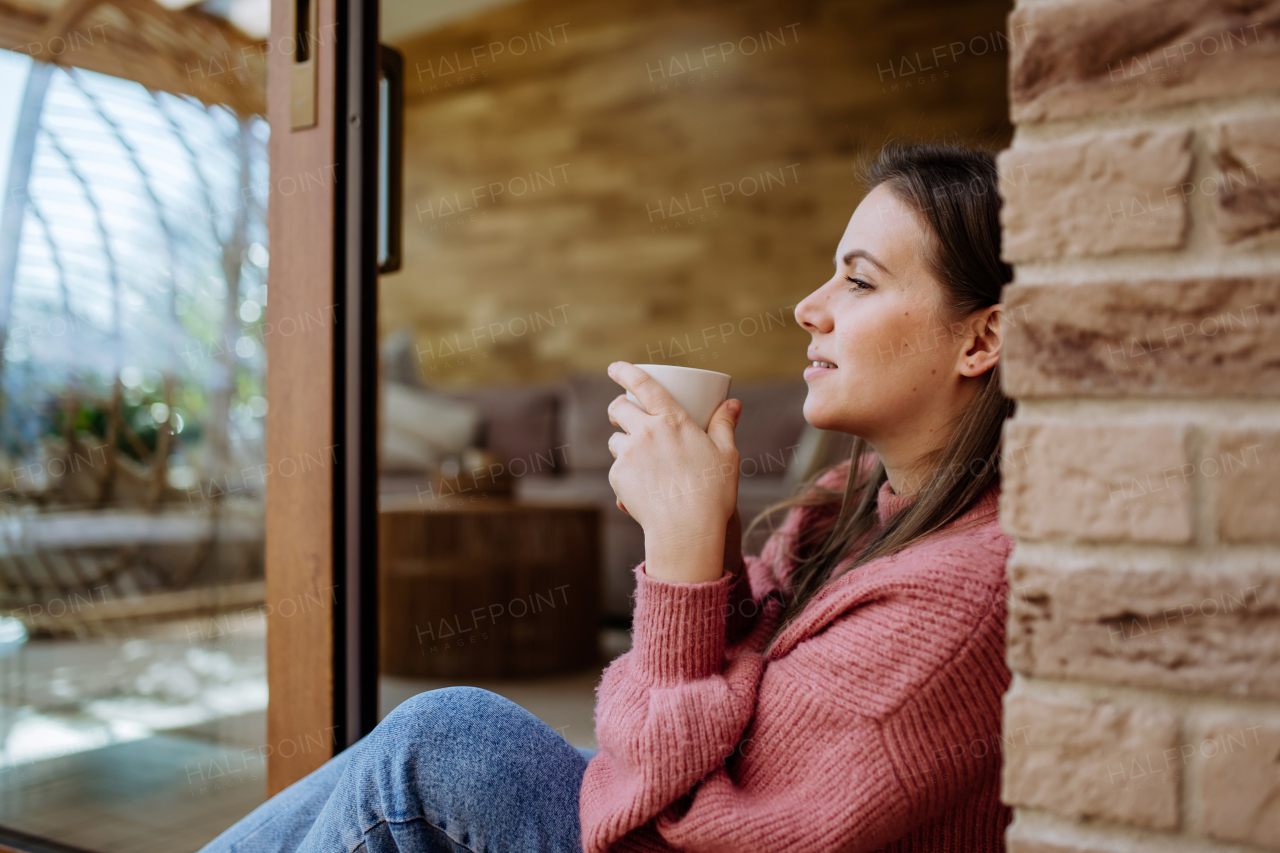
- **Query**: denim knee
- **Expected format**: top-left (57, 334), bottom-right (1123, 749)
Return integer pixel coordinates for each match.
top-left (382, 686), bottom-right (519, 734)
top-left (375, 686), bottom-right (542, 769)
top-left (368, 687), bottom-right (579, 820)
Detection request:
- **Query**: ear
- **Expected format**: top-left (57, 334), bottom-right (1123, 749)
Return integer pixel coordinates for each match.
top-left (956, 303), bottom-right (1002, 378)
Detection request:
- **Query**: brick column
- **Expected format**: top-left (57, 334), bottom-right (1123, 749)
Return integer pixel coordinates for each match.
top-left (994, 1), bottom-right (1280, 851)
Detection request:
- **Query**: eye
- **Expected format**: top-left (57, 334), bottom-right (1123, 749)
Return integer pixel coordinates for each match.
top-left (845, 275), bottom-right (873, 293)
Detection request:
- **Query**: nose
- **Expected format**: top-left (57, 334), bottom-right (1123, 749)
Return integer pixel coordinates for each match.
top-left (794, 282), bottom-right (833, 335)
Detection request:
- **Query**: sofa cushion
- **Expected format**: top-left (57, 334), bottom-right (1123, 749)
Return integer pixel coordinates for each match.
top-left (559, 373), bottom-right (620, 472)
top-left (381, 381), bottom-right (483, 471)
top-left (436, 383), bottom-right (563, 475)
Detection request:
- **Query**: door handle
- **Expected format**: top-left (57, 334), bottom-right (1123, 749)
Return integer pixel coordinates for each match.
top-left (378, 44), bottom-right (404, 274)
top-left (289, 0), bottom-right (318, 129)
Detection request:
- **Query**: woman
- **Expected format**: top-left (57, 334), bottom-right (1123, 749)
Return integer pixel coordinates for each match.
top-left (198, 140), bottom-right (1015, 853)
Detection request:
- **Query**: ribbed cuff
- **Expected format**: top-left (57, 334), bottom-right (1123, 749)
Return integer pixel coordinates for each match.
top-left (631, 561), bottom-right (734, 685)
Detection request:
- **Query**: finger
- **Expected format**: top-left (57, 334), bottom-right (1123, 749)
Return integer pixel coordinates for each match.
top-left (606, 362), bottom-right (681, 420)
top-left (607, 430), bottom-right (630, 459)
top-left (607, 393), bottom-right (648, 434)
top-left (706, 397), bottom-right (742, 451)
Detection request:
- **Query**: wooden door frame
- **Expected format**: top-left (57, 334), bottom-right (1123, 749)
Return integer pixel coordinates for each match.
top-left (265, 0), bottom-right (380, 795)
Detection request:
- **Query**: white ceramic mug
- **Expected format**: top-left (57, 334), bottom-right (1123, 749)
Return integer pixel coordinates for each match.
top-left (624, 364), bottom-right (733, 432)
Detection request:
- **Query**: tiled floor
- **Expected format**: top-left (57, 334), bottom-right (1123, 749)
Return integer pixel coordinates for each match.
top-left (377, 626), bottom-right (631, 751)
top-left (0, 723), bottom-right (272, 853)
top-left (379, 667), bottom-right (603, 749)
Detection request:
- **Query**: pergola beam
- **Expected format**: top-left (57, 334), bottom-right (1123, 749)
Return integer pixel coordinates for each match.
top-left (0, 0), bottom-right (267, 116)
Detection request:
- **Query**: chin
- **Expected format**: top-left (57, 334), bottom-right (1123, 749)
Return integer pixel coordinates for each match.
top-left (801, 397), bottom-right (843, 433)
top-left (803, 390), bottom-right (874, 438)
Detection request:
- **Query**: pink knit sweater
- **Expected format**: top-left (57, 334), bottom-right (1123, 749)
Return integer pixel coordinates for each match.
top-left (579, 458), bottom-right (1013, 853)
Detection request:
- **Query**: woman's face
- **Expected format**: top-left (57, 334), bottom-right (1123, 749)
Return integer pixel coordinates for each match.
top-left (794, 184), bottom-right (974, 450)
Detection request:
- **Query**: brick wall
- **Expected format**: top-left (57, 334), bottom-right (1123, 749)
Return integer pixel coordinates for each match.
top-left (996, 0), bottom-right (1280, 850)
top-left (383, 0), bottom-right (1013, 386)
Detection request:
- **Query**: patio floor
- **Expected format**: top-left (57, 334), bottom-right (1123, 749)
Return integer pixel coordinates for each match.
top-left (0, 628), bottom-right (628, 853)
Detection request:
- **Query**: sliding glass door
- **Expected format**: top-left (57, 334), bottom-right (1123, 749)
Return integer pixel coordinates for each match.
top-left (0, 53), bottom-right (271, 851)
top-left (0, 0), bottom-right (389, 843)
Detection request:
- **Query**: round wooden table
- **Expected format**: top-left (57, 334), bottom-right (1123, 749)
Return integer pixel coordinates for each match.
top-left (378, 494), bottom-right (601, 678)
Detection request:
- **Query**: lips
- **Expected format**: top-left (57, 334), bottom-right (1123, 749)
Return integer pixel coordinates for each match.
top-left (803, 356), bottom-right (837, 381)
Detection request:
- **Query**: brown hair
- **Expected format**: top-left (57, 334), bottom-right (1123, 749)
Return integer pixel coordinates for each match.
top-left (747, 141), bottom-right (1015, 654)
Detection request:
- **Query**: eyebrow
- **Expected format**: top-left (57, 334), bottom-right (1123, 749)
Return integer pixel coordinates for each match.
top-left (834, 249), bottom-right (893, 276)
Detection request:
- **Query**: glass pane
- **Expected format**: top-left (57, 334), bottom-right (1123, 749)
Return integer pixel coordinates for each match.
top-left (0, 50), bottom-right (270, 851)
top-left (374, 0), bottom-right (1010, 744)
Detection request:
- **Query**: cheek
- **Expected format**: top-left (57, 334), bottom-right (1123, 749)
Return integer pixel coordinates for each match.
top-left (835, 306), bottom-right (921, 373)
top-left (836, 307), bottom-right (956, 392)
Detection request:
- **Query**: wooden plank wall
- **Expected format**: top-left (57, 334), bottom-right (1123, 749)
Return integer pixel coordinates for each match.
top-left (383, 0), bottom-right (1014, 388)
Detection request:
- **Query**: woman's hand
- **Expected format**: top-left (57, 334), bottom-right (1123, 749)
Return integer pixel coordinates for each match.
top-left (605, 362), bottom-right (742, 584)
top-left (619, 500), bottom-right (743, 579)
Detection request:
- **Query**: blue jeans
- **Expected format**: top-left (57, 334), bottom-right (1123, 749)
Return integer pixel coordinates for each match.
top-left (198, 687), bottom-right (596, 853)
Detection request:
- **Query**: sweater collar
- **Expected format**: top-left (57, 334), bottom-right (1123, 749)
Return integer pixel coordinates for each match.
top-left (874, 476), bottom-right (1002, 526)
top-left (875, 478), bottom-right (914, 524)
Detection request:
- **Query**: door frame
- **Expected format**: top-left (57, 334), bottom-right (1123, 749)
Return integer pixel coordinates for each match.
top-left (264, 0), bottom-right (381, 794)
top-left (336, 0), bottom-right (382, 757)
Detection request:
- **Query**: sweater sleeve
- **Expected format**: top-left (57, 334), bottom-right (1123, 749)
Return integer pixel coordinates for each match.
top-left (583, 530), bottom-right (1011, 853)
top-left (578, 459), bottom-right (868, 852)
top-left (579, 562), bottom-right (769, 853)
top-left (644, 599), bottom-right (1008, 853)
